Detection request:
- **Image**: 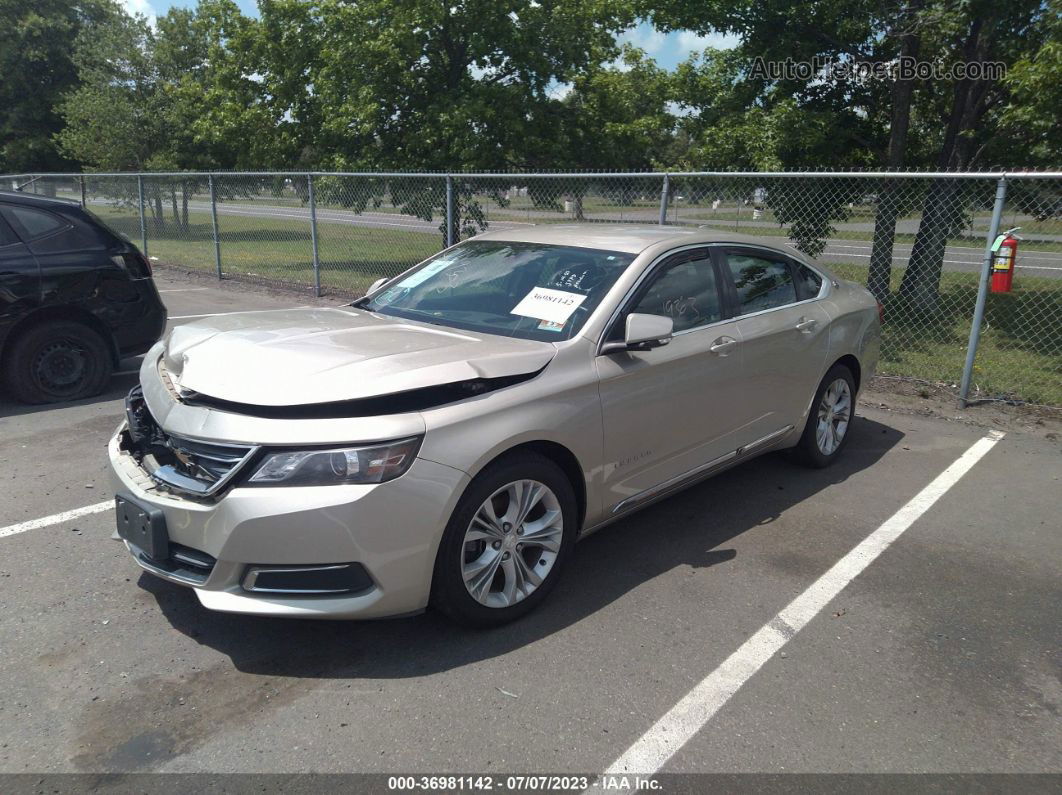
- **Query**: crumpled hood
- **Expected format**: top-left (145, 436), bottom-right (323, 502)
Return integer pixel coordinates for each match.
top-left (161, 307), bottom-right (556, 406)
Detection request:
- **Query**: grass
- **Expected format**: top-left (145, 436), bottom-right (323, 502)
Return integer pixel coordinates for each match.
top-left (89, 204), bottom-right (440, 295)
top-left (827, 262), bottom-right (1061, 405)
top-left (86, 200), bottom-right (1060, 406)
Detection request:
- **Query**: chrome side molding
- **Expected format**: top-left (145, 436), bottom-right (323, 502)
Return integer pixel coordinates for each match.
top-left (611, 425), bottom-right (795, 515)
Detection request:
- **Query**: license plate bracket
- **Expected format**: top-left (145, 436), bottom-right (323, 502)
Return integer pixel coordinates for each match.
top-left (115, 494), bottom-right (169, 561)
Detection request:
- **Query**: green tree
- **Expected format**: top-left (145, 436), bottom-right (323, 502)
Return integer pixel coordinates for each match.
top-left (55, 8), bottom-right (161, 172)
top-left (898, 0), bottom-right (1051, 305)
top-left (644, 0), bottom-right (1057, 300)
top-left (252, 0), bottom-right (635, 240)
top-left (563, 46), bottom-right (676, 170)
top-left (0, 0), bottom-right (119, 172)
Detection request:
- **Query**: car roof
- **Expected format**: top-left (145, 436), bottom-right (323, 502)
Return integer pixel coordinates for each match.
top-left (0, 190), bottom-right (81, 209)
top-left (470, 223), bottom-right (809, 259)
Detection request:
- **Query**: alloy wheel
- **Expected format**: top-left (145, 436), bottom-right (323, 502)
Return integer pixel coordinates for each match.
top-left (461, 479), bottom-right (563, 608)
top-left (816, 378), bottom-right (852, 456)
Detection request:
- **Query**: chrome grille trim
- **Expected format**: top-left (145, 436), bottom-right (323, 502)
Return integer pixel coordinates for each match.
top-left (149, 434), bottom-right (260, 497)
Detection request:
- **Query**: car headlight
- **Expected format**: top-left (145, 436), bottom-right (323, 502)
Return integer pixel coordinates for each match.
top-left (246, 437), bottom-right (422, 486)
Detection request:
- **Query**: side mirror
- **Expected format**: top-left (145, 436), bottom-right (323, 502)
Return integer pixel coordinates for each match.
top-left (366, 277), bottom-right (388, 296)
top-left (600, 313), bottom-right (674, 355)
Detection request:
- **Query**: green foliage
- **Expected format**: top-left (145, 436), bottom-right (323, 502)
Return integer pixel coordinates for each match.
top-left (998, 0), bottom-right (1062, 167)
top-left (0, 0), bottom-right (120, 172)
top-left (563, 46), bottom-right (676, 169)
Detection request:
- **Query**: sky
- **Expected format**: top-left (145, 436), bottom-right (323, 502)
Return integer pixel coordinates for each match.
top-left (120, 0), bottom-right (739, 71)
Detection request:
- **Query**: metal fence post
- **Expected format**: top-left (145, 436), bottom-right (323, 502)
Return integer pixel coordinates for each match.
top-left (659, 173), bottom-right (670, 225)
top-left (209, 174), bottom-right (222, 279)
top-left (79, 176), bottom-right (86, 208)
top-left (445, 175), bottom-right (455, 247)
top-left (307, 174), bottom-right (321, 297)
top-left (137, 175), bottom-right (148, 258)
top-left (958, 175), bottom-right (1008, 407)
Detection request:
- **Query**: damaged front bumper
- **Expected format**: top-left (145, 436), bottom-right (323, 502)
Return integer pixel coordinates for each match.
top-left (106, 382), bottom-right (469, 619)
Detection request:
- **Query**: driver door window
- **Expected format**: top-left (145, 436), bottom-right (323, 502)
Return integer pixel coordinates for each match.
top-left (630, 254), bottom-right (722, 333)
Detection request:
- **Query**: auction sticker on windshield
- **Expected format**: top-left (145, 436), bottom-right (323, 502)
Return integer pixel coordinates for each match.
top-left (511, 287), bottom-right (587, 324)
top-left (399, 257), bottom-right (455, 289)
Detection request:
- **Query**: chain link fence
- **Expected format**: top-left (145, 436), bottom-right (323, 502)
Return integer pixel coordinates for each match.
top-left (4, 170), bottom-right (1060, 408)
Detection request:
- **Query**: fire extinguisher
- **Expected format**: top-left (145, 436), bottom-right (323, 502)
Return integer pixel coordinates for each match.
top-left (991, 227), bottom-right (1022, 294)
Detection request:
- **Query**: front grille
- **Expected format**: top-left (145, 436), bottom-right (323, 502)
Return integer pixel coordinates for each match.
top-left (125, 386), bottom-right (259, 498)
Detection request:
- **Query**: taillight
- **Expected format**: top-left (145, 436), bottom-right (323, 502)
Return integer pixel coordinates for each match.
top-left (112, 251), bottom-right (152, 278)
top-left (876, 301), bottom-right (884, 324)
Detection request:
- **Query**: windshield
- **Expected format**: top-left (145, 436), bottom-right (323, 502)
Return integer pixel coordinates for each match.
top-left (359, 240), bottom-right (635, 341)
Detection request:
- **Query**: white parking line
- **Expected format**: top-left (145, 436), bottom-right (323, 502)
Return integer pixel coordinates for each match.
top-left (157, 287), bottom-right (210, 293)
top-left (597, 429), bottom-right (1005, 783)
top-left (0, 500), bottom-right (114, 539)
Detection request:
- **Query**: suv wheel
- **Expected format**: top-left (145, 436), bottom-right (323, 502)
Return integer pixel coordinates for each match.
top-left (2, 321), bottom-right (114, 404)
top-left (432, 452), bottom-right (577, 627)
top-left (791, 363), bottom-right (856, 468)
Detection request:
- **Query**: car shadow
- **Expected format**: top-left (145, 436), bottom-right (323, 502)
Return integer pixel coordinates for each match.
top-left (140, 416), bottom-right (904, 678)
top-left (0, 359), bottom-right (141, 418)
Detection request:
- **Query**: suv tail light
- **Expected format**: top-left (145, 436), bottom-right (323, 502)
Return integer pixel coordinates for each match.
top-left (112, 251), bottom-right (152, 278)
top-left (876, 300), bottom-right (884, 324)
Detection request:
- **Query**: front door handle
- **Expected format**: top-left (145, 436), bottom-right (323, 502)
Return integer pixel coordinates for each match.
top-left (795, 317), bottom-right (818, 333)
top-left (709, 336), bottom-right (737, 356)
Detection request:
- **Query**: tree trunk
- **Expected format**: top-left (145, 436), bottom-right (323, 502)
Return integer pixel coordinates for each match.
top-left (899, 18), bottom-right (992, 306)
top-left (152, 193), bottom-right (164, 232)
top-left (170, 188), bottom-right (180, 230)
top-left (898, 178), bottom-right (964, 308)
top-left (867, 7), bottom-right (921, 302)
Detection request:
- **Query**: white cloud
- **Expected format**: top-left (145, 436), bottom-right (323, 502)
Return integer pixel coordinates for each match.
top-left (617, 22), bottom-right (741, 69)
top-left (121, 0), bottom-right (156, 25)
top-left (547, 81), bottom-right (573, 99)
top-left (617, 23), bottom-right (668, 56)
top-left (675, 30), bottom-right (740, 54)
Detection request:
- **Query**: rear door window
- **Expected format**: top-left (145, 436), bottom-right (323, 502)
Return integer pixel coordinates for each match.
top-left (1, 205), bottom-right (106, 253)
top-left (724, 252), bottom-right (797, 314)
top-left (3, 205), bottom-right (68, 240)
top-left (0, 212), bottom-right (19, 247)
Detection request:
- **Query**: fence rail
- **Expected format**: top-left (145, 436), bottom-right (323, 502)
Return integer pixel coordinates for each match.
top-left (4, 170), bottom-right (1061, 409)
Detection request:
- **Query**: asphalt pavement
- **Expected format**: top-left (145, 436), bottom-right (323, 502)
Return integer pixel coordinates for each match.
top-left (0, 273), bottom-right (1058, 780)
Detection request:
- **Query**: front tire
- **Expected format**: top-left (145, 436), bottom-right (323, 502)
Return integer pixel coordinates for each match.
top-left (791, 363), bottom-right (856, 468)
top-left (2, 321), bottom-right (114, 404)
top-left (431, 452), bottom-right (577, 628)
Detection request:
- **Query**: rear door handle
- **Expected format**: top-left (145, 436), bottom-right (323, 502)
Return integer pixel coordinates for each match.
top-left (795, 317), bottom-right (818, 333)
top-left (709, 336), bottom-right (737, 355)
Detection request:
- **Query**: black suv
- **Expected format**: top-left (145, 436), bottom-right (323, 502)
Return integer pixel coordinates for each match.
top-left (0, 191), bottom-right (166, 404)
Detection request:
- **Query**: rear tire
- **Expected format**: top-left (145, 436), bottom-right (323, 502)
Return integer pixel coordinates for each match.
top-left (790, 363), bottom-right (856, 468)
top-left (2, 321), bottom-right (113, 404)
top-left (431, 452), bottom-right (577, 628)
